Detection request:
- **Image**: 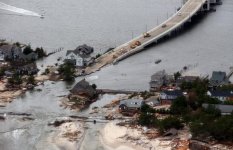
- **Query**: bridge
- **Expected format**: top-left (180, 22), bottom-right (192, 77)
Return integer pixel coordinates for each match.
top-left (83, 0), bottom-right (219, 75)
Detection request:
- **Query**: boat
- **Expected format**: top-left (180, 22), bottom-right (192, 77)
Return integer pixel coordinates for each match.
top-left (40, 15), bottom-right (44, 19)
top-left (155, 59), bottom-right (161, 64)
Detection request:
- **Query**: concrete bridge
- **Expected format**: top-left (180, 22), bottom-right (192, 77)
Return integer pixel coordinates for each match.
top-left (84, 0), bottom-right (221, 74)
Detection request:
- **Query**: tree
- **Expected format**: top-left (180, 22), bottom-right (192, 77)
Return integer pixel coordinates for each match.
top-left (138, 112), bottom-right (157, 127)
top-left (138, 104), bottom-right (157, 127)
top-left (170, 96), bottom-right (188, 115)
top-left (27, 75), bottom-right (35, 85)
top-left (174, 72), bottom-right (181, 81)
top-left (8, 75), bottom-right (22, 85)
top-left (91, 84), bottom-right (97, 89)
top-left (15, 42), bottom-right (20, 47)
top-left (95, 53), bottom-right (101, 58)
top-left (35, 47), bottom-right (47, 58)
top-left (203, 105), bottom-right (221, 118)
top-left (158, 116), bottom-right (183, 133)
top-left (58, 62), bottom-right (75, 81)
top-left (0, 68), bottom-right (5, 77)
top-left (23, 45), bottom-right (33, 55)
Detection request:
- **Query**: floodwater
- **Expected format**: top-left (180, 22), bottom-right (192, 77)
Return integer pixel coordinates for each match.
top-left (0, 0), bottom-right (233, 149)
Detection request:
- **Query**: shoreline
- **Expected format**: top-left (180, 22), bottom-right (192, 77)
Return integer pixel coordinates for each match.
top-left (47, 119), bottom-right (85, 150)
top-left (100, 121), bottom-right (192, 150)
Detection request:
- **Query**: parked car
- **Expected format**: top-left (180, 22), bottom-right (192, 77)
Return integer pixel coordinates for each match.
top-left (143, 32), bottom-right (151, 38)
top-left (162, 24), bottom-right (167, 28)
top-left (130, 44), bottom-right (136, 49)
top-left (134, 41), bottom-right (141, 46)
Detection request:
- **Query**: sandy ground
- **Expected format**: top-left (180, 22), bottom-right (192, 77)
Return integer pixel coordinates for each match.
top-left (0, 81), bottom-right (24, 107)
top-left (47, 120), bottom-right (85, 150)
top-left (100, 122), bottom-right (188, 150)
top-left (35, 75), bottom-right (50, 82)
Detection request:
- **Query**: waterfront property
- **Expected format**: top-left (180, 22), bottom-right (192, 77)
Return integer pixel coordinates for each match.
top-left (159, 90), bottom-right (183, 105)
top-left (202, 104), bottom-right (233, 115)
top-left (209, 71), bottom-right (229, 87)
top-left (70, 79), bottom-right (96, 98)
top-left (65, 50), bottom-right (84, 67)
top-left (119, 99), bottom-right (145, 112)
top-left (16, 63), bottom-right (39, 75)
top-left (150, 70), bottom-right (172, 92)
top-left (65, 45), bottom-right (94, 67)
top-left (207, 90), bottom-right (233, 102)
top-left (0, 44), bottom-right (38, 61)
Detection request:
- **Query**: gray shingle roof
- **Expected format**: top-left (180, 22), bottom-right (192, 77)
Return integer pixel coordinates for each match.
top-left (120, 99), bottom-right (144, 109)
top-left (202, 104), bottom-right (233, 114)
top-left (70, 79), bottom-right (95, 97)
top-left (210, 71), bottom-right (229, 86)
top-left (163, 90), bottom-right (183, 97)
top-left (209, 90), bottom-right (233, 97)
top-left (75, 44), bottom-right (93, 55)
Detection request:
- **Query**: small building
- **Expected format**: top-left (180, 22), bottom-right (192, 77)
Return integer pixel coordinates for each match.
top-left (150, 70), bottom-right (170, 92)
top-left (160, 90), bottom-right (183, 105)
top-left (16, 63), bottom-right (39, 75)
top-left (209, 71), bottom-right (229, 87)
top-left (119, 99), bottom-right (145, 112)
top-left (0, 44), bottom-right (22, 60)
top-left (207, 90), bottom-right (233, 102)
top-left (65, 50), bottom-right (84, 67)
top-left (4, 71), bottom-right (14, 77)
top-left (70, 79), bottom-right (96, 98)
top-left (176, 76), bottom-right (199, 86)
top-left (202, 104), bottom-right (233, 115)
top-left (0, 44), bottom-right (38, 61)
top-left (20, 52), bottom-right (38, 61)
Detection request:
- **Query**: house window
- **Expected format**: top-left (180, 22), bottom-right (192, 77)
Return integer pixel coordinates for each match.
top-left (70, 55), bottom-right (75, 60)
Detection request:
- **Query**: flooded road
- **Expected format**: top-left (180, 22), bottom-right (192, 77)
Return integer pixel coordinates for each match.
top-left (0, 80), bottom-right (123, 150)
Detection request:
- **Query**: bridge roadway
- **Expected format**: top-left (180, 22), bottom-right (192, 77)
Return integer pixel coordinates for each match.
top-left (84, 0), bottom-right (207, 75)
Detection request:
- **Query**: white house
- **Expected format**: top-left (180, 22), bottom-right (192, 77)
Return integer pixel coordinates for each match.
top-left (207, 90), bottom-right (233, 102)
top-left (65, 50), bottom-right (84, 67)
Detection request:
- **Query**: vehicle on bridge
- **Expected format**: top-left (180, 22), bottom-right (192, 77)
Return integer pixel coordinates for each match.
top-left (162, 24), bottom-right (167, 28)
top-left (143, 32), bottom-right (151, 38)
top-left (134, 41), bottom-right (141, 46)
top-left (130, 44), bottom-right (136, 49)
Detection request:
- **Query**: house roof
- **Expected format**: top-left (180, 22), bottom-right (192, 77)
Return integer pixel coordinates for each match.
top-left (66, 50), bottom-right (79, 56)
top-left (208, 90), bottom-right (233, 97)
top-left (75, 44), bottom-right (93, 55)
top-left (0, 44), bottom-right (13, 51)
top-left (70, 79), bottom-right (95, 97)
top-left (145, 97), bottom-right (159, 106)
top-left (66, 49), bottom-right (89, 58)
top-left (202, 104), bottom-right (233, 114)
top-left (210, 71), bottom-right (226, 83)
top-left (120, 99), bottom-right (144, 108)
top-left (162, 90), bottom-right (183, 97)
